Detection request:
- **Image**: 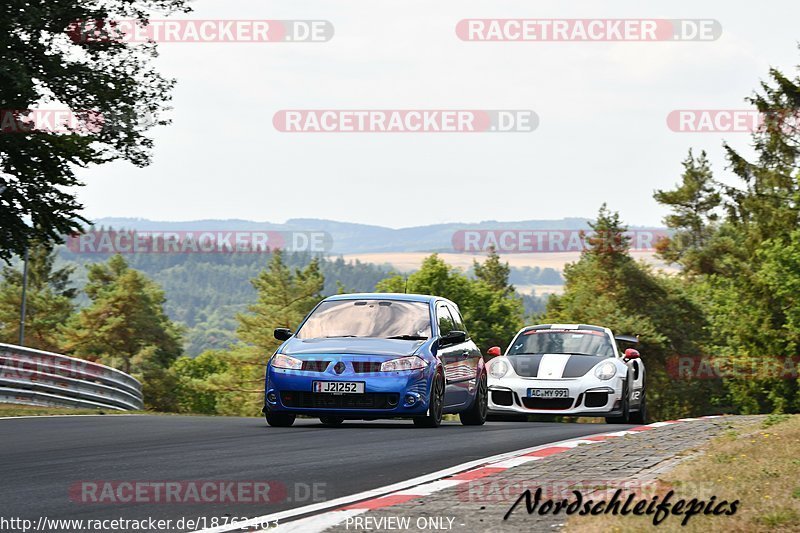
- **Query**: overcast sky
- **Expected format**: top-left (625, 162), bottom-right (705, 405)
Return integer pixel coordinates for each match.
top-left (74, 0), bottom-right (800, 229)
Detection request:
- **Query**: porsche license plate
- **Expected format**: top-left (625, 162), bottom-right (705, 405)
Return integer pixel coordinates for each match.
top-left (313, 381), bottom-right (364, 394)
top-left (528, 388), bottom-right (569, 398)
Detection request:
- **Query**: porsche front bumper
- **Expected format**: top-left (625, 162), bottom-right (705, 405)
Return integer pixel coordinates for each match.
top-left (487, 376), bottom-right (625, 417)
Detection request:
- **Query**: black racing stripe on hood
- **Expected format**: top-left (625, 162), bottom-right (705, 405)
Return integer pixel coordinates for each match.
top-left (562, 355), bottom-right (607, 378)
top-left (507, 355), bottom-right (542, 377)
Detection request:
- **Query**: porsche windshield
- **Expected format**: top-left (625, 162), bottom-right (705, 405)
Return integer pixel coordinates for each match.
top-left (508, 329), bottom-right (614, 357)
top-left (295, 299), bottom-right (432, 339)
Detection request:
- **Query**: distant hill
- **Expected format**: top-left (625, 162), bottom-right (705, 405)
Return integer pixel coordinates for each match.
top-left (88, 217), bottom-right (603, 254)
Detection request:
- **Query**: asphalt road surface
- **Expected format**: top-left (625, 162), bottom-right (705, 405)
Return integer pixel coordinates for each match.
top-left (0, 415), bottom-right (633, 531)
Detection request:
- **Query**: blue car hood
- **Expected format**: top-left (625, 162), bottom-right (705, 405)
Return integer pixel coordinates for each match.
top-left (280, 337), bottom-right (425, 358)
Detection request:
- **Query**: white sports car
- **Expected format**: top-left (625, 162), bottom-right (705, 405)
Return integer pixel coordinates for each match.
top-left (486, 324), bottom-right (646, 424)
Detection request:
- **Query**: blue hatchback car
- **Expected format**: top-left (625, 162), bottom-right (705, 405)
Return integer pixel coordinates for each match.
top-left (264, 293), bottom-right (487, 427)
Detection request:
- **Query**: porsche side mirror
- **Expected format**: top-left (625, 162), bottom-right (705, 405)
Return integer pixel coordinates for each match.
top-left (624, 348), bottom-right (640, 360)
top-left (274, 328), bottom-right (293, 341)
top-left (487, 346), bottom-right (502, 358)
top-left (438, 330), bottom-right (467, 347)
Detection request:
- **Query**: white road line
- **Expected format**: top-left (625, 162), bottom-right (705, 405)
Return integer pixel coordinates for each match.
top-left (489, 455), bottom-right (542, 468)
top-left (394, 479), bottom-right (466, 496)
top-left (551, 438), bottom-right (597, 448)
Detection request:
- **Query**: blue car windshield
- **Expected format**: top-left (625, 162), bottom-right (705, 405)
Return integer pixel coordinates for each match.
top-left (295, 299), bottom-right (432, 340)
top-left (508, 330), bottom-right (614, 357)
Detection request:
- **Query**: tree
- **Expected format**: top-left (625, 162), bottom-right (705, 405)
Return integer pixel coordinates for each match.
top-left (0, 241), bottom-right (76, 351)
top-left (0, 0), bottom-right (189, 262)
top-left (653, 55), bottom-right (800, 414)
top-left (209, 250), bottom-right (325, 416)
top-left (473, 246), bottom-right (513, 295)
top-left (237, 251), bottom-right (325, 350)
top-left (61, 254), bottom-right (182, 375)
top-left (170, 351), bottom-right (229, 414)
top-left (653, 150), bottom-right (722, 274)
top-left (545, 205), bottom-right (710, 420)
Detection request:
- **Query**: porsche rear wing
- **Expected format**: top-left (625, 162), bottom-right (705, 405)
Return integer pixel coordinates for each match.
top-left (615, 335), bottom-right (639, 344)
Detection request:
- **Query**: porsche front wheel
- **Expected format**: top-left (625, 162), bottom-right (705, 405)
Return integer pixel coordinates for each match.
top-left (605, 379), bottom-right (631, 424)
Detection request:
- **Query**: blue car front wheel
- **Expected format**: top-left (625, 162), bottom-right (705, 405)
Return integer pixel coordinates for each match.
top-left (265, 412), bottom-right (296, 427)
top-left (413, 371), bottom-right (444, 428)
top-left (320, 416), bottom-right (345, 427)
top-left (460, 372), bottom-right (488, 426)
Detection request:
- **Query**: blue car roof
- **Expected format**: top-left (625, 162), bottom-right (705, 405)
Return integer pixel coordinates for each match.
top-left (324, 293), bottom-right (443, 304)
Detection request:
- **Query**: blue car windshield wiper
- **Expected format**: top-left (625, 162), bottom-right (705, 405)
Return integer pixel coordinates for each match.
top-left (324, 335), bottom-right (360, 338)
top-left (385, 334), bottom-right (428, 340)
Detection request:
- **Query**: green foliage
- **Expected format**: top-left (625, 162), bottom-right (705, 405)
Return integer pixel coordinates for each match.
top-left (193, 251), bottom-right (326, 416)
top-left (170, 351), bottom-right (229, 414)
top-left (61, 255), bottom-right (183, 376)
top-left (0, 242), bottom-right (76, 351)
top-left (237, 251), bottom-right (325, 350)
top-left (0, 0), bottom-right (190, 262)
top-left (762, 413), bottom-right (790, 428)
top-left (653, 150), bottom-right (722, 274)
top-left (654, 54), bottom-right (800, 415)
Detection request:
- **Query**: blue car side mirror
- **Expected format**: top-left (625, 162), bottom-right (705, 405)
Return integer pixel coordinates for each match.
top-left (274, 328), bottom-right (293, 341)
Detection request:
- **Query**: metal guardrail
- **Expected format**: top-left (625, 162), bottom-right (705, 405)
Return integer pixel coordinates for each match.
top-left (0, 343), bottom-right (144, 411)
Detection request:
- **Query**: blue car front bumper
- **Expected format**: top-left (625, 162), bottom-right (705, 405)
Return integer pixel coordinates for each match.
top-left (265, 365), bottom-right (434, 418)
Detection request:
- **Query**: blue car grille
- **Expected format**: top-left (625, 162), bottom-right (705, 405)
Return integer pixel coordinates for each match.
top-left (301, 360), bottom-right (331, 372)
top-left (352, 362), bottom-right (383, 373)
top-left (281, 391), bottom-right (400, 409)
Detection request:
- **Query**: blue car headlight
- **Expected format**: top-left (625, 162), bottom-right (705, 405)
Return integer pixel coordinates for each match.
top-left (272, 353), bottom-right (302, 370)
top-left (380, 356), bottom-right (428, 372)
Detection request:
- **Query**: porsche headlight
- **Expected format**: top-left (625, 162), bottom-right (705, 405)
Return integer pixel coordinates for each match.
top-left (272, 353), bottom-right (303, 370)
top-left (594, 361), bottom-right (617, 380)
top-left (489, 359), bottom-right (510, 379)
top-left (380, 356), bottom-right (428, 372)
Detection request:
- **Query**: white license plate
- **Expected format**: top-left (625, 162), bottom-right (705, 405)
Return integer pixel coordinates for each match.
top-left (528, 388), bottom-right (569, 398)
top-left (313, 381), bottom-right (364, 394)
